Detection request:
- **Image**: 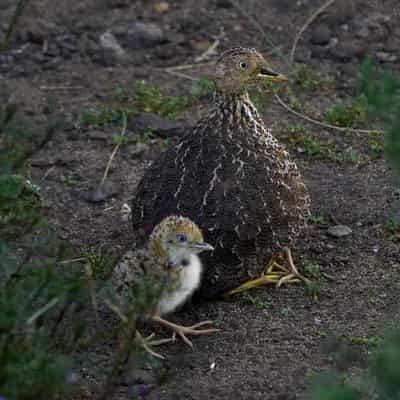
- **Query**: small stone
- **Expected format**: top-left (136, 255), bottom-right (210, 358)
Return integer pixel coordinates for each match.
top-left (327, 225), bottom-right (352, 238)
top-left (356, 26), bottom-right (369, 39)
top-left (126, 22), bottom-right (164, 49)
top-left (107, 0), bottom-right (130, 7)
top-left (87, 130), bottom-right (109, 140)
top-left (310, 24), bottom-right (331, 45)
top-left (99, 31), bottom-right (126, 58)
top-left (153, 1), bottom-right (170, 13)
top-left (329, 40), bottom-right (366, 60)
top-left (376, 51), bottom-right (398, 63)
top-left (129, 113), bottom-right (193, 138)
top-left (84, 183), bottom-right (119, 203)
top-left (128, 142), bottom-right (148, 158)
top-left (215, 0), bottom-right (233, 8)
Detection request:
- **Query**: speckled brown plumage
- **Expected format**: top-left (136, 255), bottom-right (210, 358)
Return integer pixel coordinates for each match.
top-left (131, 47), bottom-right (311, 298)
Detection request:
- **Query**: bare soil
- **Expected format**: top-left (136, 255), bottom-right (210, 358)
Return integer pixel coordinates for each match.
top-left (1, 0), bottom-right (400, 399)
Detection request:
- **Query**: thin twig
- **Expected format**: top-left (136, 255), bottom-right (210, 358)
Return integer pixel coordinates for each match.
top-left (228, 0), bottom-right (288, 66)
top-left (99, 315), bottom-right (137, 400)
top-left (290, 0), bottom-right (336, 65)
top-left (99, 111), bottom-right (127, 187)
top-left (165, 69), bottom-right (197, 81)
top-left (27, 298), bottom-right (59, 325)
top-left (195, 39), bottom-right (220, 63)
top-left (39, 86), bottom-right (85, 91)
top-left (104, 299), bottom-right (128, 323)
top-left (84, 262), bottom-right (100, 327)
top-left (274, 92), bottom-right (383, 134)
top-left (41, 165), bottom-right (55, 180)
top-left (165, 62), bottom-right (210, 72)
top-left (59, 257), bottom-right (86, 264)
top-left (0, 0), bottom-right (31, 52)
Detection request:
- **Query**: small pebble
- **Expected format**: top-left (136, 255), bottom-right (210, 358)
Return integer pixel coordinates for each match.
top-left (327, 225), bottom-right (352, 238)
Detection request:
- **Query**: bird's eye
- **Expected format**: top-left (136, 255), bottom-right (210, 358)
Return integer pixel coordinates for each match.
top-left (176, 234), bottom-right (187, 243)
top-left (239, 61), bottom-right (248, 70)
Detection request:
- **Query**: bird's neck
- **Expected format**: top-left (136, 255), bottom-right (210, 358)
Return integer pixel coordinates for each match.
top-left (148, 240), bottom-right (192, 267)
top-left (213, 89), bottom-right (261, 125)
top-left (167, 247), bottom-right (192, 267)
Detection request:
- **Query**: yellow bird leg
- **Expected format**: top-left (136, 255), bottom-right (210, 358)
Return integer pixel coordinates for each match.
top-left (225, 247), bottom-right (308, 296)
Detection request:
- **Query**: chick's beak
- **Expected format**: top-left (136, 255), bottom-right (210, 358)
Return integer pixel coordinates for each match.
top-left (258, 66), bottom-right (288, 82)
top-left (191, 242), bottom-right (214, 252)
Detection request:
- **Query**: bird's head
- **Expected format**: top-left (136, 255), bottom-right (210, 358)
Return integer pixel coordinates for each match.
top-left (148, 216), bottom-right (214, 266)
top-left (213, 47), bottom-right (287, 94)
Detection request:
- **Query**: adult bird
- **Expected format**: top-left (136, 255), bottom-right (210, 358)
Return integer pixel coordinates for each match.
top-left (113, 215), bottom-right (217, 355)
top-left (131, 47), bottom-right (311, 298)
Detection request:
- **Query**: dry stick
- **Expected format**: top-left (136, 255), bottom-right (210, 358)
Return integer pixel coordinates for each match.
top-left (274, 92), bottom-right (383, 134)
top-left (0, 0), bottom-right (31, 52)
top-left (228, 0), bottom-right (289, 66)
top-left (84, 262), bottom-right (100, 327)
top-left (99, 111), bottom-right (127, 187)
top-left (39, 86), bottom-right (85, 91)
top-left (99, 314), bottom-right (137, 400)
top-left (289, 0), bottom-right (336, 65)
top-left (165, 62), bottom-right (210, 72)
top-left (195, 39), bottom-right (220, 63)
top-left (165, 69), bottom-right (197, 81)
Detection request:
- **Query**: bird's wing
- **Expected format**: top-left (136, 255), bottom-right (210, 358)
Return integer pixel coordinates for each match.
top-left (112, 249), bottom-right (168, 314)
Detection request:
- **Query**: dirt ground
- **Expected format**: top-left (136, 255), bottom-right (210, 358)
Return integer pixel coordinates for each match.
top-left (1, 0), bottom-right (400, 399)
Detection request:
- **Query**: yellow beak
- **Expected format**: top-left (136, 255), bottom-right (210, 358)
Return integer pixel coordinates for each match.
top-left (258, 67), bottom-right (288, 82)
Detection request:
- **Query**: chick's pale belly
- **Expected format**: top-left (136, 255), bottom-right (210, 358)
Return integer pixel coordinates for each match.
top-left (157, 255), bottom-right (202, 315)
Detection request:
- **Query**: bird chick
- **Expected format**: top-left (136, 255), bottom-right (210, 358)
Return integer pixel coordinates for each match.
top-left (113, 215), bottom-right (217, 351)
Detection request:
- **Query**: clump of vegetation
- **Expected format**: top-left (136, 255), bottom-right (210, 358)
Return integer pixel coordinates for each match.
top-left (1, 101), bottom-right (164, 399)
top-left (302, 135), bottom-right (322, 157)
top-left (384, 217), bottom-right (400, 242)
top-left (359, 57), bottom-right (400, 173)
top-left (81, 78), bottom-right (216, 129)
top-left (303, 262), bottom-right (326, 303)
top-left (369, 131), bottom-right (384, 159)
top-left (327, 148), bottom-right (362, 165)
top-left (311, 329), bottom-right (400, 400)
top-left (1, 104), bottom-right (43, 171)
top-left (325, 95), bottom-right (368, 128)
top-left (293, 63), bottom-right (335, 91)
top-left (308, 213), bottom-right (328, 226)
top-left (80, 106), bottom-right (129, 128)
top-left (241, 293), bottom-right (272, 310)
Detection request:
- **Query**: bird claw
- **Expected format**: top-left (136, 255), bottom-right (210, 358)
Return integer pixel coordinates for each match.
top-left (135, 330), bottom-right (170, 359)
top-left (171, 321), bottom-right (219, 348)
top-left (152, 316), bottom-right (219, 348)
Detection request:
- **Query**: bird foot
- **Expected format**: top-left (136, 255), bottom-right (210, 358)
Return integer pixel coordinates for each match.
top-left (152, 316), bottom-right (219, 348)
top-left (269, 247), bottom-right (310, 287)
top-left (225, 247), bottom-right (308, 296)
top-left (135, 331), bottom-right (174, 359)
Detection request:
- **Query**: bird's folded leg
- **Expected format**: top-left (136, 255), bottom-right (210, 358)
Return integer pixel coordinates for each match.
top-left (151, 315), bottom-right (218, 348)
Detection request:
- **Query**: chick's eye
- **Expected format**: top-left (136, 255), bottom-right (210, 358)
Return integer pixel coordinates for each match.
top-left (176, 234), bottom-right (187, 243)
top-left (239, 61), bottom-right (248, 70)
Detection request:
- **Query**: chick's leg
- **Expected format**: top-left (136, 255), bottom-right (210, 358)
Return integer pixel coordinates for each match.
top-left (225, 247), bottom-right (308, 296)
top-left (151, 315), bottom-right (218, 348)
top-left (135, 330), bottom-right (174, 359)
